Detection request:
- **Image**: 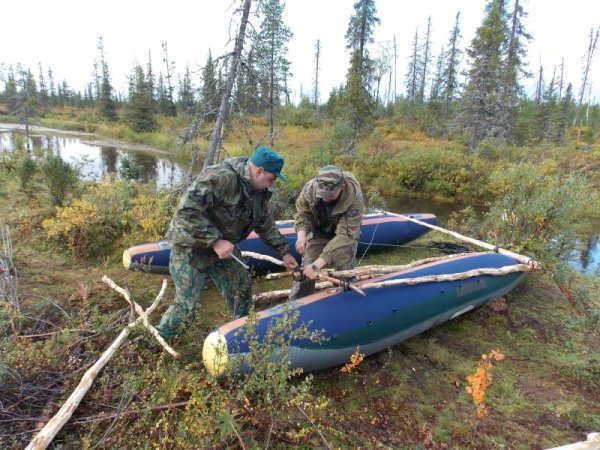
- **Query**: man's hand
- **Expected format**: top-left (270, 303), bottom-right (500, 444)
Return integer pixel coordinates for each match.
top-left (295, 230), bottom-right (308, 255)
top-left (282, 253), bottom-right (298, 271)
top-left (212, 239), bottom-right (234, 259)
top-left (303, 263), bottom-right (320, 280)
top-left (302, 257), bottom-right (327, 280)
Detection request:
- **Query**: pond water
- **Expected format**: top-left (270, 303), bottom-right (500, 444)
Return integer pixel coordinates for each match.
top-left (1, 128), bottom-right (599, 278)
top-left (0, 130), bottom-right (188, 189)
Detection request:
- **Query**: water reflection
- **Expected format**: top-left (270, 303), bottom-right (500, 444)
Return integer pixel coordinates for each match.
top-left (2, 129), bottom-right (599, 277)
top-left (384, 194), bottom-right (600, 277)
top-left (3, 131), bottom-right (187, 189)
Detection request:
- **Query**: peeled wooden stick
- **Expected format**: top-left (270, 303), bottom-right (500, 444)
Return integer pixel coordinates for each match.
top-left (253, 282), bottom-right (333, 304)
top-left (545, 432), bottom-right (600, 450)
top-left (329, 253), bottom-right (474, 278)
top-left (26, 279), bottom-right (168, 450)
top-left (266, 270), bottom-right (294, 280)
top-left (102, 276), bottom-right (180, 359)
top-left (361, 264), bottom-right (532, 289)
top-left (387, 212), bottom-right (541, 269)
top-left (241, 250), bottom-right (287, 267)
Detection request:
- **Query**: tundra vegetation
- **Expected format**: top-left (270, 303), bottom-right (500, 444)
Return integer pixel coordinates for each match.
top-left (1, 0), bottom-right (600, 447)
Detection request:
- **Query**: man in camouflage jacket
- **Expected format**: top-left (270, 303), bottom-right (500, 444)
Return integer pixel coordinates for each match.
top-left (290, 165), bottom-right (364, 299)
top-left (155, 147), bottom-right (298, 340)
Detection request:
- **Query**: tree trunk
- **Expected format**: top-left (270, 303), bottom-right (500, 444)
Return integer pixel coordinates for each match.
top-left (205, 0), bottom-right (253, 169)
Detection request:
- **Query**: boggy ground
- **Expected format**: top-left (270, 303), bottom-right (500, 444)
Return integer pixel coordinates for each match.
top-left (0, 176), bottom-right (599, 449)
top-left (2, 220), bottom-right (599, 449)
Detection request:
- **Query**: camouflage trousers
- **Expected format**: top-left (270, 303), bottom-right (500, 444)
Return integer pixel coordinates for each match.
top-left (155, 244), bottom-right (252, 340)
top-left (289, 237), bottom-right (358, 300)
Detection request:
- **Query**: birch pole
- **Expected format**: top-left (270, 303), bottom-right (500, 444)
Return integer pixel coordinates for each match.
top-left (102, 276), bottom-right (180, 359)
top-left (388, 212), bottom-right (540, 269)
top-left (361, 264), bottom-right (533, 290)
top-left (26, 279), bottom-right (168, 450)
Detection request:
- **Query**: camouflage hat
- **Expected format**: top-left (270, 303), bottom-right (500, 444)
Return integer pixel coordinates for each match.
top-left (316, 165), bottom-right (345, 198)
top-left (250, 146), bottom-right (288, 182)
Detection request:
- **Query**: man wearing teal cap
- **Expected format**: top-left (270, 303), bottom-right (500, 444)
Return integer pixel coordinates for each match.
top-left (290, 165), bottom-right (364, 299)
top-left (155, 146), bottom-right (298, 340)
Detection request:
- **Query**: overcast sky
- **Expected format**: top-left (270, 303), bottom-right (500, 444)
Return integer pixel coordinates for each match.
top-left (1, 0), bottom-right (600, 102)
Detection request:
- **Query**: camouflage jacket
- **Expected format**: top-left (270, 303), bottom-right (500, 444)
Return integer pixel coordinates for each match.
top-left (294, 171), bottom-right (364, 265)
top-left (167, 157), bottom-right (290, 268)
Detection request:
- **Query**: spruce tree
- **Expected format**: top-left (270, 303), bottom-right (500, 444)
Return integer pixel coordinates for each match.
top-left (161, 41), bottom-right (177, 117)
top-left (556, 83), bottom-right (573, 143)
top-left (96, 37), bottom-right (118, 121)
top-left (178, 65), bottom-right (196, 116)
top-left (37, 63), bottom-right (49, 109)
top-left (47, 68), bottom-right (57, 107)
top-left (405, 29), bottom-right (420, 104)
top-left (498, 0), bottom-right (531, 142)
top-left (252, 0), bottom-right (292, 145)
top-left (200, 51), bottom-right (220, 120)
top-left (4, 68), bottom-right (19, 115)
top-left (126, 64), bottom-right (157, 132)
top-left (418, 16), bottom-right (433, 103)
top-left (442, 12), bottom-right (462, 118)
top-left (532, 70), bottom-right (557, 143)
top-left (344, 0), bottom-right (380, 137)
top-left (458, 0), bottom-right (509, 152)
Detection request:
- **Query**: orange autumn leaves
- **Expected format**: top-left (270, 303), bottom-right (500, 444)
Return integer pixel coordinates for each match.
top-left (340, 348), bottom-right (365, 373)
top-left (466, 350), bottom-right (505, 418)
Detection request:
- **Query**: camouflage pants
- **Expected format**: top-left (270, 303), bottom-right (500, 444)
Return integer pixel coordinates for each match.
top-left (289, 236), bottom-right (358, 300)
top-left (155, 245), bottom-right (252, 340)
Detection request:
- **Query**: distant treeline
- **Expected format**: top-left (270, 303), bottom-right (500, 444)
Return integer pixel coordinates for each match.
top-left (1, 0), bottom-right (599, 150)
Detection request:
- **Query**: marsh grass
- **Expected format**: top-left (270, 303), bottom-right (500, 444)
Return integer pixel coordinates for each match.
top-left (1, 116), bottom-right (599, 448)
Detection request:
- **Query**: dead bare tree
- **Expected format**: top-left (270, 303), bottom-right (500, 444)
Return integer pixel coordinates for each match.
top-left (574, 26), bottom-right (599, 126)
top-left (204, 0), bottom-right (253, 169)
top-left (0, 223), bottom-right (19, 335)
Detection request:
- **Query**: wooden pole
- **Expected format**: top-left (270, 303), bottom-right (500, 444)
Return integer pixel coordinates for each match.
top-left (361, 264), bottom-right (532, 289)
top-left (388, 212), bottom-right (541, 269)
top-left (25, 279), bottom-right (168, 450)
top-left (253, 282), bottom-right (333, 304)
top-left (102, 276), bottom-right (180, 359)
top-left (329, 253), bottom-right (473, 278)
top-left (545, 432), bottom-right (600, 450)
top-left (241, 251), bottom-right (285, 266)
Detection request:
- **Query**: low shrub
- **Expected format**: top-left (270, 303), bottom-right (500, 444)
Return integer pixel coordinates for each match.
top-left (119, 154), bottom-right (142, 181)
top-left (482, 164), bottom-right (595, 266)
top-left (128, 190), bottom-right (175, 242)
top-left (42, 199), bottom-right (119, 257)
top-left (16, 154), bottom-right (37, 191)
top-left (40, 153), bottom-right (79, 206)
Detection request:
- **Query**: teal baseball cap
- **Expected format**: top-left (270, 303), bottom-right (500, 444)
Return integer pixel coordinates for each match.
top-left (250, 146), bottom-right (288, 182)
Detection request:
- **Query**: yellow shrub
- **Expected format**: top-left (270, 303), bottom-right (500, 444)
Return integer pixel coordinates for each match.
top-left (42, 199), bottom-right (103, 255)
top-left (129, 192), bottom-right (173, 242)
